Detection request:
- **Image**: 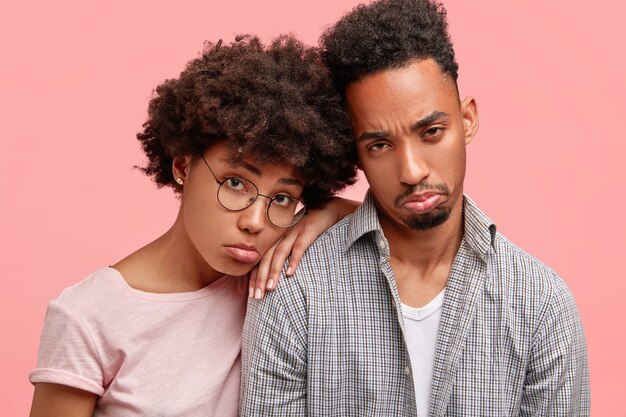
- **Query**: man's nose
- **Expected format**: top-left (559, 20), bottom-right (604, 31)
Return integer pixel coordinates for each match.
top-left (397, 144), bottom-right (429, 185)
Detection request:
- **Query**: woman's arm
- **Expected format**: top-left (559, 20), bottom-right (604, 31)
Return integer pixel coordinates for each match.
top-left (30, 383), bottom-right (97, 417)
top-left (249, 196), bottom-right (360, 299)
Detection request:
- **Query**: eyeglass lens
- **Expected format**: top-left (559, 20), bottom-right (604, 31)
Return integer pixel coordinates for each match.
top-left (218, 177), bottom-right (305, 227)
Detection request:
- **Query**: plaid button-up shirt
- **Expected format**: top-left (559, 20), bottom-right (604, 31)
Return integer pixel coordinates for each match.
top-left (241, 193), bottom-right (589, 416)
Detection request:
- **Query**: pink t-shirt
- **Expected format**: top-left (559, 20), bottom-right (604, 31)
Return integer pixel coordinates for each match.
top-left (29, 267), bottom-right (247, 416)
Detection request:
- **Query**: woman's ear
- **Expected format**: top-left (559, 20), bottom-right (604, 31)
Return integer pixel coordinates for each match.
top-left (172, 155), bottom-right (192, 186)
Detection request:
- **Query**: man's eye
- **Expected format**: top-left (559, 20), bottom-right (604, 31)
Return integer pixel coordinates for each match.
top-left (425, 127), bottom-right (443, 137)
top-left (369, 142), bottom-right (390, 151)
top-left (225, 177), bottom-right (246, 192)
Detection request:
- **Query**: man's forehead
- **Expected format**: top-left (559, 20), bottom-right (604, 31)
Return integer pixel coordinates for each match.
top-left (347, 61), bottom-right (456, 114)
top-left (346, 59), bottom-right (456, 99)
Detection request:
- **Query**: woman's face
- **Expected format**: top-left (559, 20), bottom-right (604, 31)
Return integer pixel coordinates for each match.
top-left (176, 140), bottom-right (304, 278)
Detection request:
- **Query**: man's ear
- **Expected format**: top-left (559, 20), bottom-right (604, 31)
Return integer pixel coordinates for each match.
top-left (172, 155), bottom-right (193, 186)
top-left (460, 96), bottom-right (479, 145)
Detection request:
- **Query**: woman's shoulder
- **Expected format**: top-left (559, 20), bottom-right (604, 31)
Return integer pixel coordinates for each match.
top-left (53, 267), bottom-right (128, 312)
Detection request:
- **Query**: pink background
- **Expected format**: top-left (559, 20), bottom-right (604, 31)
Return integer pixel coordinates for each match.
top-left (1, 0), bottom-right (624, 414)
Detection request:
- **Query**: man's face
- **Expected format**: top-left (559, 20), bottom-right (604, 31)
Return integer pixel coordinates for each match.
top-left (346, 59), bottom-right (478, 235)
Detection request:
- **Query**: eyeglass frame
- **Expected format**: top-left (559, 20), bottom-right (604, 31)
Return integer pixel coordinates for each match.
top-left (200, 155), bottom-right (307, 228)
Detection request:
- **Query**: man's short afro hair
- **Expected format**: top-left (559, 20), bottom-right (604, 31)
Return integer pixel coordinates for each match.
top-left (320, 0), bottom-right (458, 95)
top-left (137, 34), bottom-right (358, 209)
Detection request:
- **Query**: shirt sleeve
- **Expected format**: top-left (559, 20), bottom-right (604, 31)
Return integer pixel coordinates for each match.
top-left (240, 281), bottom-right (308, 417)
top-left (29, 300), bottom-right (105, 396)
top-left (521, 278), bottom-right (590, 416)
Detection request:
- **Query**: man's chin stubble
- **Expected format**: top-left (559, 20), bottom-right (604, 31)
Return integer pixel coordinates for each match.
top-left (403, 208), bottom-right (451, 230)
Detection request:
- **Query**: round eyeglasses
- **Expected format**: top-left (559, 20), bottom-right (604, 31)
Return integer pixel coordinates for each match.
top-left (202, 156), bottom-right (306, 228)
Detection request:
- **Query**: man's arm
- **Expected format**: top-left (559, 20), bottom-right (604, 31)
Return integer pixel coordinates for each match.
top-left (521, 279), bottom-right (590, 416)
top-left (240, 282), bottom-right (308, 416)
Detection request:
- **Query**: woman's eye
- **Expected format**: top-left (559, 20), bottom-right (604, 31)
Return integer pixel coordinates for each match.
top-left (272, 195), bottom-right (294, 208)
top-left (225, 177), bottom-right (246, 192)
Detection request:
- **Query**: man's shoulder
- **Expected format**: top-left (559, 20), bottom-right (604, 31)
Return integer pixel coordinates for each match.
top-left (490, 231), bottom-right (574, 305)
top-left (269, 212), bottom-right (371, 303)
top-left (307, 212), bottom-right (353, 253)
top-left (463, 197), bottom-right (571, 300)
top-left (292, 213), bottom-right (354, 273)
top-left (492, 232), bottom-right (557, 273)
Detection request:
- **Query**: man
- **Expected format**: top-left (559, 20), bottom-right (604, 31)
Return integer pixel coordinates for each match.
top-left (240, 0), bottom-right (590, 415)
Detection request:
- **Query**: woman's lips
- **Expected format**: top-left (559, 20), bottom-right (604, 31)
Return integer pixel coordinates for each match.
top-left (225, 245), bottom-right (260, 264)
top-left (402, 192), bottom-right (442, 214)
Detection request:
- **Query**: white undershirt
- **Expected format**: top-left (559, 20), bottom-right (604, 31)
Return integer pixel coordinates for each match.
top-left (401, 289), bottom-right (445, 417)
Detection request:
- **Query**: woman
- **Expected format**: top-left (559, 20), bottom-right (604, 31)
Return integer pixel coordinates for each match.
top-left (29, 34), bottom-right (358, 416)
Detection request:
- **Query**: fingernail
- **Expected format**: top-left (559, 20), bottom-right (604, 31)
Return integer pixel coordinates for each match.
top-left (267, 279), bottom-right (275, 290)
top-left (286, 266), bottom-right (294, 276)
top-left (255, 288), bottom-right (262, 299)
top-left (248, 287), bottom-right (254, 299)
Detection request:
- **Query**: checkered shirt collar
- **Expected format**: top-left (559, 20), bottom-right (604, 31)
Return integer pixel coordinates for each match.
top-left (345, 190), bottom-right (497, 262)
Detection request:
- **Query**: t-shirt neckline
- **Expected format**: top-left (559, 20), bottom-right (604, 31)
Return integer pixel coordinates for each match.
top-left (401, 289), bottom-right (446, 321)
top-left (106, 266), bottom-right (233, 302)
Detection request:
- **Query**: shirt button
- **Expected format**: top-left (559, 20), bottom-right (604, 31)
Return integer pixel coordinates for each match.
top-left (404, 366), bottom-right (411, 376)
top-left (378, 239), bottom-right (386, 249)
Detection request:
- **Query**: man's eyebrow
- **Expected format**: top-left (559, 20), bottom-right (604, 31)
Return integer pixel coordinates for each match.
top-left (356, 130), bottom-right (390, 142)
top-left (410, 111), bottom-right (449, 131)
top-left (356, 111), bottom-right (450, 142)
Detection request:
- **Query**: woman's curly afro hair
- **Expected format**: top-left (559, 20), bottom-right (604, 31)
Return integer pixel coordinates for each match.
top-left (320, 0), bottom-right (459, 95)
top-left (137, 34), bottom-right (358, 209)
